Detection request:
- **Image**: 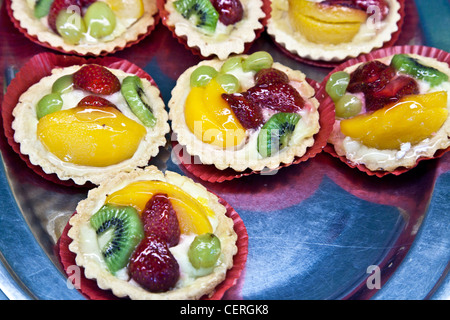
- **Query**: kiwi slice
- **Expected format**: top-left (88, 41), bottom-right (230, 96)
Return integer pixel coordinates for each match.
top-left (391, 54), bottom-right (449, 87)
top-left (121, 76), bottom-right (157, 127)
top-left (257, 112), bottom-right (301, 158)
top-left (34, 0), bottom-right (54, 18)
top-left (90, 204), bottom-right (144, 274)
top-left (174, 0), bottom-right (219, 33)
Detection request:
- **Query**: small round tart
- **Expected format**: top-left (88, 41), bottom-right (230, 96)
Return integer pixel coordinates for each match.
top-left (161, 0), bottom-right (267, 59)
top-left (326, 53), bottom-right (450, 173)
top-left (169, 51), bottom-right (321, 173)
top-left (12, 64), bottom-right (169, 185)
top-left (9, 0), bottom-right (158, 56)
top-left (67, 166), bottom-right (238, 300)
top-left (267, 0), bottom-right (402, 62)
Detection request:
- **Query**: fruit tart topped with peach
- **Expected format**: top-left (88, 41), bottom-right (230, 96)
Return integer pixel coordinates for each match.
top-left (267, 0), bottom-right (402, 62)
top-left (9, 0), bottom-right (158, 55)
top-left (169, 51), bottom-right (321, 173)
top-left (160, 0), bottom-right (267, 59)
top-left (12, 63), bottom-right (169, 185)
top-left (326, 53), bottom-right (450, 173)
top-left (67, 166), bottom-right (238, 299)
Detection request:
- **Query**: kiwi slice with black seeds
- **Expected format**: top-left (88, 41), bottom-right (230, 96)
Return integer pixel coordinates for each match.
top-left (90, 203), bottom-right (144, 274)
top-left (34, 0), bottom-right (54, 18)
top-left (121, 76), bottom-right (157, 127)
top-left (174, 0), bottom-right (219, 33)
top-left (257, 112), bottom-right (301, 158)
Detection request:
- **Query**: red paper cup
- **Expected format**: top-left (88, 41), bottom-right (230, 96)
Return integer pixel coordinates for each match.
top-left (55, 196), bottom-right (248, 300)
top-left (269, 0), bottom-right (406, 68)
top-left (322, 45), bottom-right (450, 177)
top-left (1, 52), bottom-right (160, 187)
top-left (6, 0), bottom-right (160, 56)
top-left (172, 78), bottom-right (335, 183)
top-left (157, 0), bottom-right (271, 59)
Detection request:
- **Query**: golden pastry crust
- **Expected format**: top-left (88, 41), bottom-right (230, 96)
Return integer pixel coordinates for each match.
top-left (328, 54), bottom-right (450, 172)
top-left (12, 65), bottom-right (169, 185)
top-left (68, 166), bottom-right (238, 300)
top-left (267, 0), bottom-right (401, 62)
top-left (169, 57), bottom-right (321, 172)
top-left (10, 0), bottom-right (158, 56)
top-left (163, 0), bottom-right (266, 59)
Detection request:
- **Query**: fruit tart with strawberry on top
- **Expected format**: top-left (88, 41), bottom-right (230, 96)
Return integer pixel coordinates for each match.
top-left (326, 51), bottom-right (450, 174)
top-left (267, 0), bottom-right (402, 62)
top-left (11, 63), bottom-right (169, 186)
top-left (67, 166), bottom-right (239, 299)
top-left (159, 0), bottom-right (268, 59)
top-left (9, 0), bottom-right (158, 55)
top-left (169, 51), bottom-right (321, 174)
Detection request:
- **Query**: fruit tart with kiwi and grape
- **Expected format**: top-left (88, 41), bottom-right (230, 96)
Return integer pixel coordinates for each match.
top-left (12, 63), bottom-right (169, 186)
top-left (67, 166), bottom-right (238, 299)
top-left (160, 0), bottom-right (267, 59)
top-left (267, 0), bottom-right (402, 62)
top-left (9, 0), bottom-right (158, 55)
top-left (169, 51), bottom-right (321, 173)
top-left (326, 53), bottom-right (450, 174)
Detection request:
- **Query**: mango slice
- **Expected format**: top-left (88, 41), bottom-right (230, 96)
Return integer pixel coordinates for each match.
top-left (185, 79), bottom-right (246, 149)
top-left (340, 91), bottom-right (449, 150)
top-left (105, 180), bottom-right (213, 235)
top-left (37, 106), bottom-right (146, 167)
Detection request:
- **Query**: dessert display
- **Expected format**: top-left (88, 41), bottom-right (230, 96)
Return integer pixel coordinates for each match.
top-left (67, 166), bottom-right (240, 299)
top-left (158, 0), bottom-right (269, 59)
top-left (8, 0), bottom-right (158, 55)
top-left (169, 51), bottom-right (321, 173)
top-left (11, 63), bottom-right (169, 185)
top-left (326, 51), bottom-right (450, 174)
top-left (267, 0), bottom-right (403, 62)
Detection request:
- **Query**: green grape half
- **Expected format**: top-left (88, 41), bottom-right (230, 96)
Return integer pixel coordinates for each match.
top-left (36, 93), bottom-right (63, 120)
top-left (190, 65), bottom-right (218, 87)
top-left (188, 233), bottom-right (221, 269)
top-left (242, 51), bottom-right (273, 72)
top-left (55, 10), bottom-right (86, 45)
top-left (325, 71), bottom-right (350, 102)
top-left (335, 94), bottom-right (362, 119)
top-left (220, 56), bottom-right (243, 74)
top-left (52, 74), bottom-right (74, 94)
top-left (84, 2), bottom-right (117, 39)
top-left (216, 73), bottom-right (240, 93)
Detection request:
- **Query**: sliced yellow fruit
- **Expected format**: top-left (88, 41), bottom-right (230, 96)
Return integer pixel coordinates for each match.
top-left (105, 0), bottom-right (144, 19)
top-left (340, 91), bottom-right (449, 150)
top-left (290, 0), bottom-right (367, 23)
top-left (37, 106), bottom-right (146, 167)
top-left (105, 180), bottom-right (213, 235)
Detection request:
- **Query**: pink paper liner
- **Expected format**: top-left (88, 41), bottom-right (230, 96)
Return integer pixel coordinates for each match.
top-left (270, 0), bottom-right (406, 68)
top-left (6, 0), bottom-right (160, 57)
top-left (1, 52), bottom-right (160, 187)
top-left (156, 0), bottom-right (271, 59)
top-left (322, 45), bottom-right (450, 177)
top-left (55, 196), bottom-right (249, 300)
top-left (172, 78), bottom-right (335, 183)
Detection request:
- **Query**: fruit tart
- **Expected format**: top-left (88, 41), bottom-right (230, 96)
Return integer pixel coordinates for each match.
top-left (158, 0), bottom-right (268, 59)
top-left (326, 52), bottom-right (450, 174)
top-left (11, 63), bottom-right (169, 185)
top-left (267, 0), bottom-right (402, 62)
top-left (67, 166), bottom-right (239, 299)
top-left (169, 51), bottom-right (321, 173)
top-left (9, 0), bottom-right (158, 55)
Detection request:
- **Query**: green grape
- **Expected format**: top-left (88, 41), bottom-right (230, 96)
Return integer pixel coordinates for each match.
top-left (335, 94), bottom-right (362, 119)
top-left (242, 51), bottom-right (273, 72)
top-left (52, 74), bottom-right (74, 94)
top-left (36, 93), bottom-right (63, 120)
top-left (84, 2), bottom-right (116, 39)
top-left (216, 73), bottom-right (240, 93)
top-left (325, 71), bottom-right (350, 102)
top-left (220, 56), bottom-right (243, 74)
top-left (188, 233), bottom-right (221, 269)
top-left (55, 10), bottom-right (86, 45)
top-left (190, 65), bottom-right (218, 87)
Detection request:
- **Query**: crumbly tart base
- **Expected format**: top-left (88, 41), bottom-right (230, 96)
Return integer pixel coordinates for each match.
top-left (328, 54), bottom-right (450, 172)
top-left (163, 0), bottom-right (266, 59)
top-left (169, 58), bottom-right (321, 172)
top-left (267, 0), bottom-right (401, 62)
top-left (68, 166), bottom-right (238, 300)
top-left (10, 0), bottom-right (158, 56)
top-left (12, 65), bottom-right (169, 186)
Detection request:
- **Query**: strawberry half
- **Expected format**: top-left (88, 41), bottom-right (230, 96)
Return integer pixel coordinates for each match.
top-left (254, 68), bottom-right (290, 86)
top-left (76, 95), bottom-right (118, 109)
top-left (128, 235), bottom-right (180, 293)
top-left (73, 64), bottom-right (121, 95)
top-left (246, 82), bottom-right (305, 113)
top-left (222, 93), bottom-right (264, 130)
top-left (141, 193), bottom-right (180, 247)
